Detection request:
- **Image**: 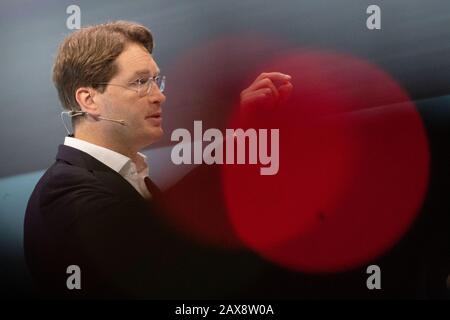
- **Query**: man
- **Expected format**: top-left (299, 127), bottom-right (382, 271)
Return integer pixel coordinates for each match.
top-left (24, 21), bottom-right (293, 299)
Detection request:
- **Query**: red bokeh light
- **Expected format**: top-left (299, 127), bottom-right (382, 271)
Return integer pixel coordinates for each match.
top-left (161, 36), bottom-right (429, 273)
top-left (222, 50), bottom-right (429, 272)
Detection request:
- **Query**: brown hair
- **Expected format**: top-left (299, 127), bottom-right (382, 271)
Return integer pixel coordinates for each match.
top-left (52, 20), bottom-right (153, 111)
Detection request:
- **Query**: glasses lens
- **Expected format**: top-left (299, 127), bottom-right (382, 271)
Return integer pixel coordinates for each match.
top-left (137, 79), bottom-right (150, 97)
top-left (157, 76), bottom-right (166, 93)
top-left (140, 76), bottom-right (165, 97)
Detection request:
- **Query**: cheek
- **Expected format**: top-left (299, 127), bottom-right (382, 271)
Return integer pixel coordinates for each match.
top-left (101, 96), bottom-right (122, 115)
top-left (103, 89), bottom-right (137, 111)
top-left (126, 101), bottom-right (153, 131)
top-left (107, 96), bottom-right (141, 119)
top-left (129, 100), bottom-right (148, 120)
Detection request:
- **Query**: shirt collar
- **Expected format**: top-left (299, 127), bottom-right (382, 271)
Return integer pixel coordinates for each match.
top-left (64, 136), bottom-right (148, 174)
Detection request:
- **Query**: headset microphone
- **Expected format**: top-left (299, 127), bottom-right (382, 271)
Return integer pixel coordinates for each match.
top-left (97, 116), bottom-right (126, 125)
top-left (60, 110), bottom-right (126, 135)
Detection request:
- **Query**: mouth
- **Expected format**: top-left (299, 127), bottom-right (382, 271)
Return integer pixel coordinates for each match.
top-left (146, 112), bottom-right (162, 124)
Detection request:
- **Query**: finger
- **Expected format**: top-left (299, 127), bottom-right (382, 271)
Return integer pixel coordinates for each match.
top-left (241, 88), bottom-right (272, 106)
top-left (241, 91), bottom-right (274, 110)
top-left (242, 72), bottom-right (291, 96)
top-left (242, 72), bottom-right (291, 94)
top-left (246, 77), bottom-right (280, 100)
top-left (254, 72), bottom-right (292, 84)
top-left (278, 82), bottom-right (293, 102)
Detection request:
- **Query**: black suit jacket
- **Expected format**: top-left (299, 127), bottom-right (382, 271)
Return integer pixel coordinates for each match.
top-left (25, 144), bottom-right (443, 299)
top-left (24, 144), bottom-right (270, 299)
top-left (24, 145), bottom-right (162, 298)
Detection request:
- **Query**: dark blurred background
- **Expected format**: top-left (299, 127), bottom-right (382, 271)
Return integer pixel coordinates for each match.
top-left (0, 0), bottom-right (449, 298)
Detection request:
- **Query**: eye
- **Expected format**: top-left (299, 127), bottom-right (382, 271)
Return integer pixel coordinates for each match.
top-left (133, 78), bottom-right (149, 86)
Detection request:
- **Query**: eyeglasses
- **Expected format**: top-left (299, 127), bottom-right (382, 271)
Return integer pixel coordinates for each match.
top-left (95, 75), bottom-right (166, 97)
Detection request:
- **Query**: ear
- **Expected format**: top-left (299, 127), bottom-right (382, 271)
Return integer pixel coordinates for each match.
top-left (75, 87), bottom-right (101, 117)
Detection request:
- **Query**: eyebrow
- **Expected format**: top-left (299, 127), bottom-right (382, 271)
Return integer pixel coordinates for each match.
top-left (131, 69), bottom-right (161, 78)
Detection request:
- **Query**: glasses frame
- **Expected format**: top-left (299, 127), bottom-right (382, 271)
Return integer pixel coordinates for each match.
top-left (94, 75), bottom-right (166, 97)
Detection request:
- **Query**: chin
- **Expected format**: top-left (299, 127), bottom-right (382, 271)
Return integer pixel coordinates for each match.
top-left (153, 126), bottom-right (164, 139)
top-left (143, 127), bottom-right (164, 146)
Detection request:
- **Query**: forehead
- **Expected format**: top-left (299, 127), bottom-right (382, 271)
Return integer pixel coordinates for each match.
top-left (113, 43), bottom-right (159, 79)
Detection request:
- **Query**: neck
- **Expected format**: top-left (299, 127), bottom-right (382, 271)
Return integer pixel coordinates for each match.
top-left (74, 127), bottom-right (140, 163)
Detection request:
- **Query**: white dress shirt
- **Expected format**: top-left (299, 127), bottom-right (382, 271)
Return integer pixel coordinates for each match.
top-left (64, 136), bottom-right (151, 199)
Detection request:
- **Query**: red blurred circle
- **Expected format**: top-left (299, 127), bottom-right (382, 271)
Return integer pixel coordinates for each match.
top-left (222, 50), bottom-right (430, 272)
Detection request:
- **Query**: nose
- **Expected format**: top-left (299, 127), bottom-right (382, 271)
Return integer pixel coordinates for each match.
top-left (148, 85), bottom-right (166, 105)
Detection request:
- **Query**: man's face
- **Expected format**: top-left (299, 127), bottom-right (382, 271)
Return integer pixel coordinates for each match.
top-left (95, 42), bottom-right (166, 149)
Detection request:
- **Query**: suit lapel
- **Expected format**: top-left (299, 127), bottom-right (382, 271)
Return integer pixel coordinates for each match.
top-left (56, 144), bottom-right (148, 204)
